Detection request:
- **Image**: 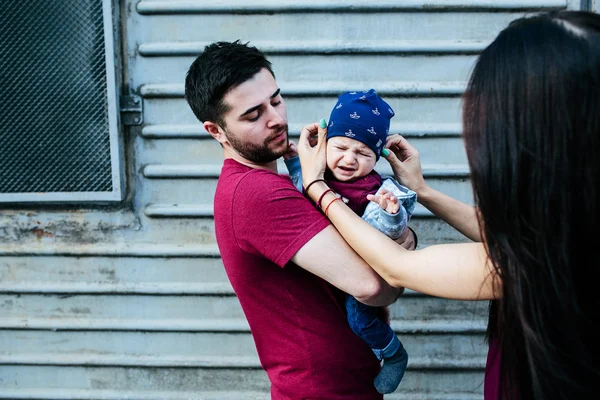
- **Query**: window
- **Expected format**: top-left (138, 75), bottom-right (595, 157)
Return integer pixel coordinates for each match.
top-left (0, 0), bottom-right (122, 202)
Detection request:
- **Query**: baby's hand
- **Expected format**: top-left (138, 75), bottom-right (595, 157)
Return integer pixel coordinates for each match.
top-left (367, 189), bottom-right (399, 214)
top-left (283, 141), bottom-right (299, 160)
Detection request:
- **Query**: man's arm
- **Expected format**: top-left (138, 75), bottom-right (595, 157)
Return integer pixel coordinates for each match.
top-left (291, 225), bottom-right (401, 307)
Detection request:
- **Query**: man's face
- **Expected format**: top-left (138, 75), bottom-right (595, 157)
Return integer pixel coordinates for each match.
top-left (219, 68), bottom-right (288, 163)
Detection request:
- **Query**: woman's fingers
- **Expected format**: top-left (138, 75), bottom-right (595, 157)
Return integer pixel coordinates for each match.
top-left (297, 119), bottom-right (328, 185)
top-left (382, 135), bottom-right (426, 193)
top-left (299, 122), bottom-right (319, 149)
top-left (386, 134), bottom-right (419, 161)
top-left (382, 145), bottom-right (407, 175)
top-left (317, 118), bottom-right (328, 149)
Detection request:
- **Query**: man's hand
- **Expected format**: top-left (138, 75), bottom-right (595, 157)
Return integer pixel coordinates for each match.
top-left (366, 189), bottom-right (399, 214)
top-left (395, 228), bottom-right (416, 251)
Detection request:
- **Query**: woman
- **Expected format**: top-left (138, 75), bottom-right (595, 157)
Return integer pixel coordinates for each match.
top-left (297, 11), bottom-right (599, 400)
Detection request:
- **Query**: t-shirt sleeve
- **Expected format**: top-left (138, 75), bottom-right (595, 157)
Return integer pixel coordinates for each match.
top-left (231, 169), bottom-right (331, 267)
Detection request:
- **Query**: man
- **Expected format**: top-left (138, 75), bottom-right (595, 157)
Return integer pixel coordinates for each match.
top-left (185, 40), bottom-right (403, 399)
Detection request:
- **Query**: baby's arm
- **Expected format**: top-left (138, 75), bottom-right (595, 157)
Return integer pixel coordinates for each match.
top-left (362, 178), bottom-right (417, 241)
top-left (283, 142), bottom-right (303, 192)
top-left (362, 194), bottom-right (408, 241)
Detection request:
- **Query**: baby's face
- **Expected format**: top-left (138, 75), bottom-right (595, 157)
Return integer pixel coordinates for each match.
top-left (326, 136), bottom-right (377, 182)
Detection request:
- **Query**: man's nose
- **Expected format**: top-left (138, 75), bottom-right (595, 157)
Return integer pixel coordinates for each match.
top-left (266, 105), bottom-right (285, 127)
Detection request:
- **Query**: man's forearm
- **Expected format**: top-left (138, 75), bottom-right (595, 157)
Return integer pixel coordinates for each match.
top-left (358, 277), bottom-right (402, 307)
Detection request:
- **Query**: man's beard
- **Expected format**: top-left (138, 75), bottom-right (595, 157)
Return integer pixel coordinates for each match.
top-left (225, 124), bottom-right (289, 163)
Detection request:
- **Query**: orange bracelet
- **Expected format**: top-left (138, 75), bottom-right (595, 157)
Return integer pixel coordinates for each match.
top-left (316, 188), bottom-right (335, 209)
top-left (324, 197), bottom-right (342, 217)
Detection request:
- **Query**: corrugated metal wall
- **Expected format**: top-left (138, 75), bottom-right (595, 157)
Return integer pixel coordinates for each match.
top-left (1, 1), bottom-right (584, 399)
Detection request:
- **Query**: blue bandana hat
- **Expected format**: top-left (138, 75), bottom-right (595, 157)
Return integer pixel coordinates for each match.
top-left (327, 89), bottom-right (394, 161)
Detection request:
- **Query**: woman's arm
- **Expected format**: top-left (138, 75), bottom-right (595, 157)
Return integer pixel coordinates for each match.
top-left (382, 135), bottom-right (482, 242)
top-left (309, 181), bottom-right (498, 300)
top-left (414, 185), bottom-right (482, 242)
top-left (297, 121), bottom-right (500, 300)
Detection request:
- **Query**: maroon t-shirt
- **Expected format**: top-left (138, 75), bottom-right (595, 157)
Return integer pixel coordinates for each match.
top-left (214, 159), bottom-right (382, 400)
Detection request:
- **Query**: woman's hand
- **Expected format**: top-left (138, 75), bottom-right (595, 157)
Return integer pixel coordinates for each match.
top-left (383, 135), bottom-right (428, 196)
top-left (297, 119), bottom-right (328, 186)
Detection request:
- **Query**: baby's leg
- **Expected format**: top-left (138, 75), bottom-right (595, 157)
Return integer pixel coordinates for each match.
top-left (345, 295), bottom-right (408, 394)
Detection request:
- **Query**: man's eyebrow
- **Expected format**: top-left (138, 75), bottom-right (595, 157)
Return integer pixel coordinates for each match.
top-left (239, 89), bottom-right (281, 118)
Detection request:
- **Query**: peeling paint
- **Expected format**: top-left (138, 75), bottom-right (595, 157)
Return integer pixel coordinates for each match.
top-left (32, 228), bottom-right (54, 240)
top-left (0, 210), bottom-right (140, 245)
top-left (69, 308), bottom-right (92, 315)
top-left (98, 268), bottom-right (118, 281)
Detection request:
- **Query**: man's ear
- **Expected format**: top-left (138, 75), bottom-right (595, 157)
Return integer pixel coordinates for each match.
top-left (204, 121), bottom-right (227, 145)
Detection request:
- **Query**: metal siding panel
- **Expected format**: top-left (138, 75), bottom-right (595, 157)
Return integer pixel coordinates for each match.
top-left (136, 0), bottom-right (566, 13)
top-left (140, 97), bottom-right (465, 125)
top-left (136, 137), bottom-right (469, 166)
top-left (133, 54), bottom-right (480, 85)
top-left (0, 257), bottom-right (229, 293)
top-left (136, 178), bottom-right (472, 210)
top-left (126, 12), bottom-right (558, 47)
top-left (0, 294), bottom-right (487, 328)
top-left (0, 331), bottom-right (486, 366)
top-left (0, 366), bottom-right (484, 398)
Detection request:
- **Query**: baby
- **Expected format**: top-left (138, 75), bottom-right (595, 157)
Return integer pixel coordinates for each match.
top-left (284, 89), bottom-right (417, 394)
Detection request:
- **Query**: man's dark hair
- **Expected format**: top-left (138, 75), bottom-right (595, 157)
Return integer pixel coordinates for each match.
top-left (184, 40), bottom-right (274, 127)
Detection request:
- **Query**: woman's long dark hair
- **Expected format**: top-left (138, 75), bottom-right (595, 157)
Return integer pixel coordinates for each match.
top-left (462, 11), bottom-right (600, 399)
